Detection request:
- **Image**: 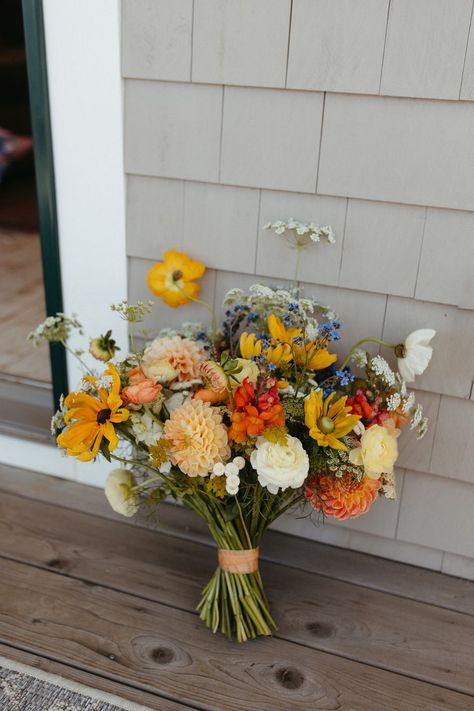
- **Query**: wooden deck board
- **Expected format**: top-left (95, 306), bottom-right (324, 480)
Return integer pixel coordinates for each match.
top-left (0, 556), bottom-right (470, 711)
top-left (0, 642), bottom-right (191, 710)
top-left (1, 463), bottom-right (474, 616)
top-left (0, 491), bottom-right (473, 695)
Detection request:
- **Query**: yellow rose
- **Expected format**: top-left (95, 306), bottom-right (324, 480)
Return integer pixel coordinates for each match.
top-left (349, 423), bottom-right (399, 479)
top-left (230, 358), bottom-right (259, 389)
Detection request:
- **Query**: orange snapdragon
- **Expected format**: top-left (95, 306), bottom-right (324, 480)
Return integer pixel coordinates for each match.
top-left (228, 378), bottom-right (284, 444)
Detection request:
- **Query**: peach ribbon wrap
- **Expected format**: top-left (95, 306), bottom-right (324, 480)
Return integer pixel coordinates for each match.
top-left (217, 547), bottom-right (260, 574)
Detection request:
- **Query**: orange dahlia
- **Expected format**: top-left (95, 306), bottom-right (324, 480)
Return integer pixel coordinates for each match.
top-left (305, 473), bottom-right (381, 520)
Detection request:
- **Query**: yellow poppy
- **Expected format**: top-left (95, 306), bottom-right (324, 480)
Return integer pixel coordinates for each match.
top-left (267, 314), bottom-right (337, 371)
top-left (305, 389), bottom-right (360, 451)
top-left (57, 364), bottom-right (129, 462)
top-left (147, 250), bottom-right (206, 308)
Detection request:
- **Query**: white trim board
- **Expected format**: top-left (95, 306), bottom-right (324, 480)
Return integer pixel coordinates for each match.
top-left (0, 435), bottom-right (112, 487)
top-left (43, 0), bottom-right (128, 387)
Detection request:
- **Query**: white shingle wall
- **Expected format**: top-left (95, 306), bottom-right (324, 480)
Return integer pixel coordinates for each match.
top-left (122, 0), bottom-right (474, 577)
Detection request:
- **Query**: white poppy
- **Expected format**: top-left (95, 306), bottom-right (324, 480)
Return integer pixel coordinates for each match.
top-left (397, 329), bottom-right (436, 382)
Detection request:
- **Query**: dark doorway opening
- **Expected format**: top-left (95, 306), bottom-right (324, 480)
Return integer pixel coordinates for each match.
top-left (0, 0), bottom-right (66, 440)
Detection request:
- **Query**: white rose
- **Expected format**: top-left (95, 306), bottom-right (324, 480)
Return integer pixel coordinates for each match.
top-left (250, 435), bottom-right (309, 494)
top-left (105, 469), bottom-right (139, 517)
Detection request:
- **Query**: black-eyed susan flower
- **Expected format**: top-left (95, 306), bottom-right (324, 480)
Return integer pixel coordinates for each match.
top-left (304, 389), bottom-right (360, 451)
top-left (147, 250), bottom-right (205, 308)
top-left (57, 364), bottom-right (129, 461)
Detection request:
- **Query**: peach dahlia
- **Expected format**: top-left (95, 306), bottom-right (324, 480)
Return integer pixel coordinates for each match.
top-left (164, 398), bottom-right (230, 477)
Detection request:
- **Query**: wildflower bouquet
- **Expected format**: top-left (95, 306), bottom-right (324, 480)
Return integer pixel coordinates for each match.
top-left (36, 220), bottom-right (435, 642)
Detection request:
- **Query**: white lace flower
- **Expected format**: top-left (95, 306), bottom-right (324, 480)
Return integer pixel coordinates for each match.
top-left (402, 392), bottom-right (416, 413)
top-left (351, 349), bottom-right (368, 368)
top-left (386, 393), bottom-right (401, 411)
top-left (370, 356), bottom-right (396, 386)
top-left (130, 411), bottom-right (163, 447)
top-left (397, 329), bottom-right (436, 383)
top-left (250, 435), bottom-right (309, 495)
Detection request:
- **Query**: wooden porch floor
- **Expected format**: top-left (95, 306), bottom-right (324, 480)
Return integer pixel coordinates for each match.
top-left (0, 464), bottom-right (473, 710)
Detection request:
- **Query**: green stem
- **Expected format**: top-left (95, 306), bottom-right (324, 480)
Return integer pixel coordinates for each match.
top-left (175, 283), bottom-right (218, 342)
top-left (62, 341), bottom-right (94, 375)
top-left (293, 245), bottom-right (303, 286)
top-left (340, 337), bottom-right (398, 371)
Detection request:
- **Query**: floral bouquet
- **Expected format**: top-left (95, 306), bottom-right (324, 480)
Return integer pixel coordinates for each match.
top-left (32, 219), bottom-right (435, 642)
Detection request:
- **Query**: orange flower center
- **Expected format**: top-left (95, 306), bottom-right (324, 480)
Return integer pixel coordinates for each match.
top-left (172, 270), bottom-right (183, 282)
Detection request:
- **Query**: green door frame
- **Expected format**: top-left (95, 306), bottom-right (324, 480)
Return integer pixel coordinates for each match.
top-left (22, 0), bottom-right (68, 408)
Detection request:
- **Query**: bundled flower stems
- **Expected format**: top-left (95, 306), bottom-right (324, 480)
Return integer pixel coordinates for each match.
top-left (33, 218), bottom-right (435, 641)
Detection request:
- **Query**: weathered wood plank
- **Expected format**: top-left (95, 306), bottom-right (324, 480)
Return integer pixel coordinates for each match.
top-left (0, 557), bottom-right (470, 711)
top-left (0, 492), bottom-right (473, 694)
top-left (1, 463), bottom-right (474, 616)
top-left (0, 642), bottom-right (190, 710)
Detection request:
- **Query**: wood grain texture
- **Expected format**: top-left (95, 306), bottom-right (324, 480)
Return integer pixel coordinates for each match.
top-left (0, 642), bottom-right (190, 711)
top-left (0, 230), bottom-right (50, 382)
top-left (0, 557), bottom-right (471, 711)
top-left (1, 463), bottom-right (474, 616)
top-left (0, 491), bottom-right (474, 694)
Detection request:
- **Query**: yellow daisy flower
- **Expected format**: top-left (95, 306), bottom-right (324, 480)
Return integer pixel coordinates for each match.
top-left (305, 389), bottom-right (360, 451)
top-left (57, 364), bottom-right (129, 462)
top-left (147, 250), bottom-right (206, 308)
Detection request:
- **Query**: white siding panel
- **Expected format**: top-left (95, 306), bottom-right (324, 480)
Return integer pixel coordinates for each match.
top-left (183, 182), bottom-right (259, 274)
top-left (318, 93), bottom-right (474, 211)
top-left (192, 0), bottom-right (291, 87)
top-left (122, 0), bottom-right (193, 81)
top-left (302, 282), bottom-right (387, 360)
top-left (340, 200), bottom-right (425, 297)
top-left (257, 190), bottom-right (347, 285)
top-left (397, 471), bottom-right (474, 558)
top-left (460, 18), bottom-right (474, 99)
top-left (287, 0), bottom-right (389, 93)
top-left (348, 531), bottom-right (444, 570)
top-left (442, 553), bottom-right (474, 581)
top-left (430, 396), bottom-right (474, 484)
top-left (415, 208), bottom-right (474, 308)
top-left (382, 297), bottom-right (474, 398)
top-left (220, 87), bottom-right (323, 192)
top-left (381, 0), bottom-right (472, 100)
top-left (124, 81), bottom-right (222, 182)
top-left (397, 390), bottom-right (440, 474)
top-left (126, 176), bottom-right (185, 259)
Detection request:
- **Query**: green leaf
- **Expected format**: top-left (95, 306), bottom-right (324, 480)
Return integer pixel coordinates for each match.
top-left (223, 501), bottom-right (239, 522)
